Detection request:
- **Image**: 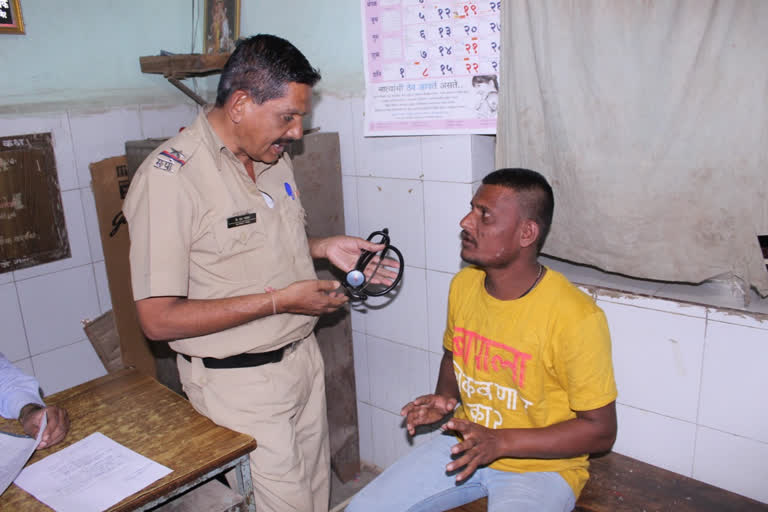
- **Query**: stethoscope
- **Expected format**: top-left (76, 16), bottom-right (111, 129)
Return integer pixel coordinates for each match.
top-left (343, 228), bottom-right (405, 301)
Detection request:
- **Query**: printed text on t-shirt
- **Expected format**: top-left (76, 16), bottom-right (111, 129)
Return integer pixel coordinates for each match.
top-left (453, 327), bottom-right (532, 389)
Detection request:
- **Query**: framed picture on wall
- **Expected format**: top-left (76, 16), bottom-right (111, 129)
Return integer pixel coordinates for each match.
top-left (0, 0), bottom-right (25, 34)
top-left (204, 0), bottom-right (240, 55)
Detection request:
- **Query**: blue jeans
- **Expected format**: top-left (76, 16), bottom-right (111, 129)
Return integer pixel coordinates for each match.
top-left (347, 433), bottom-right (576, 512)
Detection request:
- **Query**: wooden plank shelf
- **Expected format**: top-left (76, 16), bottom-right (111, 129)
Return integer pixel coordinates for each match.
top-left (139, 53), bottom-right (231, 78)
top-left (139, 53), bottom-right (231, 105)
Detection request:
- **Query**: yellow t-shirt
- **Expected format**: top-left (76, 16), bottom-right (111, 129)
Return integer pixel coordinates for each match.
top-left (443, 266), bottom-right (617, 497)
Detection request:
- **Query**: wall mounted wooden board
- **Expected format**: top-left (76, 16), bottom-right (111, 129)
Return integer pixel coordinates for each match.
top-left (0, 132), bottom-right (70, 273)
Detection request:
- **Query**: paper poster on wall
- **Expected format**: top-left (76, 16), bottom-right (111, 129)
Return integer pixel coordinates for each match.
top-left (361, 0), bottom-right (501, 136)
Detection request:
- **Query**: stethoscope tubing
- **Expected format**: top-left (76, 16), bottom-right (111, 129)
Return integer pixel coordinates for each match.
top-left (344, 228), bottom-right (405, 301)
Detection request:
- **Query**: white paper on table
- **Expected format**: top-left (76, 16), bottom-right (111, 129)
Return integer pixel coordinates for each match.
top-left (0, 410), bottom-right (46, 496)
top-left (14, 431), bottom-right (172, 512)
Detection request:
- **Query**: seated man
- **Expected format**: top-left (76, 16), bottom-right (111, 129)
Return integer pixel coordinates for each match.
top-left (347, 168), bottom-right (618, 512)
top-left (0, 353), bottom-right (69, 449)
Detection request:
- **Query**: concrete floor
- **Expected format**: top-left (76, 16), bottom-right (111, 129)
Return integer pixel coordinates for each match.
top-left (329, 464), bottom-right (381, 511)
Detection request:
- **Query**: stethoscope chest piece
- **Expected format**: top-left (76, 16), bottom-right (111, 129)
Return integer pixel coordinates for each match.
top-left (343, 228), bottom-right (404, 301)
top-left (346, 269), bottom-right (366, 288)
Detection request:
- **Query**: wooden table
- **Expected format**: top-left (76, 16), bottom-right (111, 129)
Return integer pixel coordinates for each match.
top-left (0, 368), bottom-right (257, 511)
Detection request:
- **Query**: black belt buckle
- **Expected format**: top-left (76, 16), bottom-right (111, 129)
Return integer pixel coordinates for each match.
top-left (181, 344), bottom-right (289, 369)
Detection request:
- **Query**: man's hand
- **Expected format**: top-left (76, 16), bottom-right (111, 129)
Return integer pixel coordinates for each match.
top-left (444, 418), bottom-right (503, 482)
top-left (400, 394), bottom-right (457, 436)
top-left (276, 279), bottom-right (348, 315)
top-left (20, 405), bottom-right (69, 449)
top-left (313, 236), bottom-right (400, 285)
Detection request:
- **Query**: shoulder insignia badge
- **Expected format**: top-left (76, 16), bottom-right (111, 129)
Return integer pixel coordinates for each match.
top-left (153, 147), bottom-right (187, 173)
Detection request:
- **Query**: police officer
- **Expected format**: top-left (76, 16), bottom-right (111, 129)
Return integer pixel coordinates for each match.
top-left (124, 34), bottom-right (395, 512)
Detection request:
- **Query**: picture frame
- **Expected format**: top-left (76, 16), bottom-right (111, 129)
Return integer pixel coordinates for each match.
top-left (0, 0), bottom-right (25, 35)
top-left (203, 0), bottom-right (240, 55)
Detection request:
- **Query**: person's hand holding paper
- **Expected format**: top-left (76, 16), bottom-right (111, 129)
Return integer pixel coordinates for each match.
top-left (19, 404), bottom-right (69, 449)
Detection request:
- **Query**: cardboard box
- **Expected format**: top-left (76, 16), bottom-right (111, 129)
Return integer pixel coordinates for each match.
top-left (89, 156), bottom-right (157, 378)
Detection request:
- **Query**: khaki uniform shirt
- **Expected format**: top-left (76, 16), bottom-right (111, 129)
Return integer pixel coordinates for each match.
top-left (123, 112), bottom-right (318, 358)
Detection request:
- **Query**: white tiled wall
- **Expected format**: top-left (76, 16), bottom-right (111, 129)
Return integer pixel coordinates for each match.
top-left (0, 100), bottom-right (198, 397)
top-left (310, 93), bottom-right (768, 504)
top-left (594, 290), bottom-right (768, 503)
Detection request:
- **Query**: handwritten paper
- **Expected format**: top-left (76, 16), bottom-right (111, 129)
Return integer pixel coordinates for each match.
top-left (15, 432), bottom-right (172, 512)
top-left (0, 412), bottom-right (46, 496)
top-left (362, 0), bottom-right (502, 135)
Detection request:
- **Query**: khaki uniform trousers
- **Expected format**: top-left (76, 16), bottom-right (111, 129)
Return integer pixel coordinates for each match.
top-left (178, 333), bottom-right (330, 512)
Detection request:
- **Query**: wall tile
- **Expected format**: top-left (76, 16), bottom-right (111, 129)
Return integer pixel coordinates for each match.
top-left (364, 267), bottom-right (428, 350)
top-left (14, 357), bottom-right (34, 377)
top-left (600, 300), bottom-right (705, 422)
top-left (426, 270), bottom-right (453, 355)
top-left (356, 177), bottom-right (425, 268)
top-left (428, 350), bottom-right (442, 395)
top-left (353, 330), bottom-right (370, 403)
top-left (352, 98), bottom-right (422, 179)
top-left (470, 135), bottom-right (496, 182)
top-left (17, 265), bottom-right (100, 355)
top-left (309, 94), bottom-right (355, 174)
top-left (80, 186), bottom-right (103, 263)
top-left (613, 404), bottom-right (696, 476)
top-left (12, 189), bottom-right (92, 281)
top-left (93, 261), bottom-right (112, 313)
top-left (139, 103), bottom-right (198, 139)
top-left (693, 426), bottom-right (768, 504)
top-left (0, 112), bottom-right (78, 191)
top-left (69, 106), bottom-right (143, 188)
top-left (699, 321), bottom-right (768, 442)
top-left (370, 406), bottom-right (429, 470)
top-left (341, 174), bottom-right (360, 238)
top-left (596, 290), bottom-right (706, 319)
top-left (423, 181), bottom-right (471, 273)
top-left (367, 335), bottom-right (430, 414)
top-left (32, 340), bottom-right (106, 396)
top-left (420, 135), bottom-right (472, 182)
top-left (357, 401), bottom-right (374, 465)
top-left (0, 283), bottom-right (29, 362)
top-left (350, 307), bottom-right (367, 333)
top-left (707, 308), bottom-right (768, 330)
top-left (656, 280), bottom-right (752, 313)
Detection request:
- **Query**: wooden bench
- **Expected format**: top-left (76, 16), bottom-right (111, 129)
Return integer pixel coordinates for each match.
top-left (446, 452), bottom-right (767, 512)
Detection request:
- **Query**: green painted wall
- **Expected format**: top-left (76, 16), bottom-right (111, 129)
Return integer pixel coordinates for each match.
top-left (240, 0), bottom-right (365, 97)
top-left (1, 0), bottom-right (365, 110)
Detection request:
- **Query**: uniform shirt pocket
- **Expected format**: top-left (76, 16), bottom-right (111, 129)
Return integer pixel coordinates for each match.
top-left (212, 214), bottom-right (268, 283)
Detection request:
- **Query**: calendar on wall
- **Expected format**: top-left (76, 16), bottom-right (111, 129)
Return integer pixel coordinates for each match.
top-left (361, 0), bottom-right (501, 136)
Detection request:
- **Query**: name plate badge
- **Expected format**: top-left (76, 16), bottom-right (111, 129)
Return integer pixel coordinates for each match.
top-left (227, 213), bottom-right (257, 228)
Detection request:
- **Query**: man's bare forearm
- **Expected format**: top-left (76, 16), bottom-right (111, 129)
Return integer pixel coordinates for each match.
top-left (135, 293), bottom-right (276, 341)
top-left (494, 401), bottom-right (617, 459)
top-left (435, 349), bottom-right (461, 401)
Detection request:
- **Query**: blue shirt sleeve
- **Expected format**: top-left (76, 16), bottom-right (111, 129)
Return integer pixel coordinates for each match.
top-left (0, 353), bottom-right (45, 419)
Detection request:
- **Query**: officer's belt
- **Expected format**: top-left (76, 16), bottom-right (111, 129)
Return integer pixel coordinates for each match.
top-left (180, 340), bottom-right (298, 369)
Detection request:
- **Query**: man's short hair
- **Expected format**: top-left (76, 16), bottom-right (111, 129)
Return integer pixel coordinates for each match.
top-left (482, 168), bottom-right (554, 253)
top-left (215, 34), bottom-right (321, 107)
